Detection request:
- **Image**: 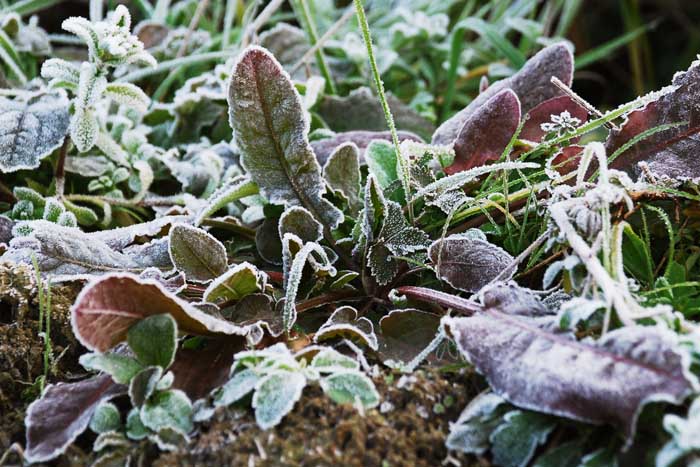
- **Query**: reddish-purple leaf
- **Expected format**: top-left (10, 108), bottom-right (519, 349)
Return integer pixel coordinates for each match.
top-left (25, 375), bottom-right (125, 463)
top-left (606, 60), bottom-right (700, 181)
top-left (434, 43), bottom-right (573, 145)
top-left (170, 336), bottom-right (245, 400)
top-left (550, 145), bottom-right (584, 178)
top-left (520, 96), bottom-right (588, 142)
top-left (71, 273), bottom-right (249, 352)
top-left (445, 90), bottom-right (521, 174)
top-left (310, 130), bottom-right (422, 165)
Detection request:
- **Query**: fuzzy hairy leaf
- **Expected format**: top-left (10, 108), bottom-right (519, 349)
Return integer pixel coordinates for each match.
top-left (224, 294), bottom-right (285, 340)
top-left (365, 140), bottom-right (399, 190)
top-left (446, 392), bottom-right (507, 454)
top-left (71, 273), bottom-right (248, 352)
top-left (314, 306), bottom-right (379, 351)
top-left (252, 371), bottom-right (306, 430)
top-left (447, 89), bottom-right (521, 174)
top-left (168, 223), bottom-right (227, 282)
top-left (606, 58), bottom-right (700, 181)
top-left (320, 371), bottom-right (380, 408)
top-left (129, 366), bottom-right (162, 407)
top-left (0, 91), bottom-right (69, 172)
top-left (322, 142), bottom-right (362, 215)
top-left (434, 43), bottom-right (573, 145)
top-left (203, 261), bottom-right (265, 304)
top-left (24, 375), bottom-right (125, 463)
top-left (310, 130), bottom-right (422, 165)
top-left (103, 82), bottom-right (150, 113)
top-left (195, 176), bottom-right (258, 225)
top-left (214, 368), bottom-right (260, 407)
top-left (445, 310), bottom-right (695, 440)
top-left (79, 352), bottom-right (143, 385)
top-left (89, 402), bottom-right (121, 434)
top-left (279, 206), bottom-right (322, 243)
top-left (140, 389), bottom-right (193, 434)
top-left (489, 410), bottom-right (556, 467)
top-left (228, 46), bottom-right (343, 229)
top-left (429, 235), bottom-right (515, 293)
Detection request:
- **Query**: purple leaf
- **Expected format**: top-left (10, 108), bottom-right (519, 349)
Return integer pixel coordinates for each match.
top-left (310, 130), bottom-right (422, 165)
top-left (429, 235), bottom-right (515, 292)
top-left (606, 60), bottom-right (700, 181)
top-left (25, 375), bottom-right (125, 463)
top-left (520, 96), bottom-right (589, 142)
top-left (71, 273), bottom-right (249, 352)
top-left (434, 43), bottom-right (574, 145)
top-left (445, 90), bottom-right (521, 174)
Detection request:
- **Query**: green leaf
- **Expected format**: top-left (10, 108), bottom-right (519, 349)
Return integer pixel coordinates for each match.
top-left (365, 140), bottom-right (399, 191)
top-left (127, 314), bottom-right (177, 369)
top-left (89, 402), bottom-right (121, 434)
top-left (279, 206), bottom-right (323, 243)
top-left (168, 223), bottom-right (228, 282)
top-left (195, 176), bottom-right (259, 225)
top-left (79, 352), bottom-right (143, 385)
top-left (140, 389), bottom-right (193, 434)
top-left (322, 142), bottom-right (362, 215)
top-left (203, 262), bottom-right (265, 304)
top-left (129, 366), bottom-right (162, 407)
top-left (309, 347), bottom-right (359, 371)
top-left (252, 371), bottom-right (306, 430)
top-left (320, 371), bottom-right (379, 408)
top-left (622, 224), bottom-right (654, 285)
top-left (103, 82), bottom-right (150, 113)
top-left (213, 368), bottom-right (260, 407)
top-left (489, 410), bottom-right (556, 467)
top-left (228, 46), bottom-right (343, 230)
top-left (125, 408), bottom-right (148, 440)
top-left (446, 392), bottom-right (508, 454)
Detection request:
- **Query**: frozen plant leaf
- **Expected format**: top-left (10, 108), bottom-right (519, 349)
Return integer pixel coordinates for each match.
top-left (89, 402), bottom-right (121, 434)
top-left (368, 201), bottom-right (429, 285)
top-left (446, 392), bottom-right (507, 454)
top-left (71, 273), bottom-right (248, 352)
top-left (41, 57), bottom-right (80, 89)
top-left (140, 389), bottom-right (193, 434)
top-left (314, 306), bottom-right (379, 351)
top-left (24, 374), bottom-right (125, 463)
top-left (365, 140), bottom-right (399, 190)
top-left (429, 235), bottom-right (515, 293)
top-left (309, 347), bottom-right (359, 372)
top-left (228, 46), bottom-right (343, 230)
top-left (194, 176), bottom-right (258, 225)
top-left (225, 294), bottom-right (286, 340)
top-left (433, 43), bottom-right (573, 145)
top-left (203, 262), bottom-right (265, 304)
top-left (320, 371), bottom-right (380, 408)
top-left (127, 314), bottom-right (178, 369)
top-left (214, 368), bottom-right (260, 407)
top-left (126, 408), bottom-right (148, 440)
top-left (322, 142), bottom-right (362, 215)
top-left (252, 371), bottom-right (306, 430)
top-left (168, 223), bottom-right (227, 282)
top-left (446, 89), bottom-right (521, 174)
top-left (480, 281), bottom-right (551, 318)
top-left (310, 130), bottom-right (422, 165)
top-left (103, 82), bottom-right (150, 113)
top-left (279, 206), bottom-right (323, 243)
top-left (79, 352), bottom-right (143, 385)
top-left (0, 91), bottom-right (70, 172)
top-left (129, 366), bottom-right (162, 407)
top-left (489, 410), bottom-right (556, 467)
top-left (520, 96), bottom-right (588, 142)
top-left (71, 62), bottom-right (106, 152)
top-left (378, 308), bottom-right (444, 367)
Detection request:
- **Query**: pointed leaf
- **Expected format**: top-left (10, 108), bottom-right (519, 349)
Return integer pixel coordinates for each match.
top-left (214, 368), bottom-right (260, 407)
top-left (79, 352), bottom-right (143, 385)
top-left (447, 89), bottom-right (521, 174)
top-left (322, 142), bottom-right (362, 215)
top-left (446, 392), bottom-right (508, 454)
top-left (195, 176), bottom-right (259, 225)
top-left (203, 261), bottom-right (265, 304)
top-left (228, 46), bottom-right (343, 229)
top-left (489, 410), bottom-right (556, 467)
top-left (168, 223), bottom-right (227, 282)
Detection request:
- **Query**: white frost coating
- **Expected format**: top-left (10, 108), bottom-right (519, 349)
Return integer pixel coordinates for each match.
top-left (103, 82), bottom-right (150, 113)
top-left (314, 306), bottom-right (379, 351)
top-left (252, 371), bottom-right (306, 430)
top-left (202, 261), bottom-right (265, 304)
top-left (194, 176), bottom-right (258, 225)
top-left (168, 223), bottom-right (228, 282)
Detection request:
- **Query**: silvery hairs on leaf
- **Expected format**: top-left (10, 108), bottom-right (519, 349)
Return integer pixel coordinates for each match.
top-left (429, 234), bottom-right (515, 293)
top-left (0, 90), bottom-right (70, 172)
top-left (433, 43), bottom-right (573, 145)
top-left (445, 312), bottom-right (696, 442)
top-left (168, 223), bottom-right (227, 282)
top-left (314, 306), bottom-right (379, 351)
top-left (228, 46), bottom-right (343, 230)
top-left (323, 142), bottom-right (362, 215)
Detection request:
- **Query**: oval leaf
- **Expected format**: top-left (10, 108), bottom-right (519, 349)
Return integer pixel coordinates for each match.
top-left (168, 223), bottom-right (227, 282)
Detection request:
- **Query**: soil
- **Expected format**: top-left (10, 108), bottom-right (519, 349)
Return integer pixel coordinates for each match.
top-left (0, 262), bottom-right (84, 455)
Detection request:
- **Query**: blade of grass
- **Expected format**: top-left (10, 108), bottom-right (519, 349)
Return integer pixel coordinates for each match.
top-left (575, 22), bottom-right (656, 69)
top-left (290, 0), bottom-right (336, 94)
top-left (0, 0), bottom-right (61, 15)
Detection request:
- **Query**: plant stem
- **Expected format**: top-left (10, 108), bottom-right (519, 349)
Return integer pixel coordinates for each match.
top-left (222, 0), bottom-right (239, 50)
top-left (54, 137), bottom-right (69, 198)
top-left (118, 51), bottom-right (232, 83)
top-left (291, 0), bottom-right (337, 94)
top-left (177, 0), bottom-right (211, 58)
top-left (353, 0), bottom-right (413, 222)
top-left (290, 6), bottom-right (355, 74)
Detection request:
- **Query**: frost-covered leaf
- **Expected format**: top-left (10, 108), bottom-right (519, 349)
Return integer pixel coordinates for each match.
top-left (489, 410), bottom-right (556, 467)
top-left (140, 389), bottom-right (193, 434)
top-left (228, 46), bottom-right (343, 229)
top-left (368, 201), bottom-right (429, 285)
top-left (225, 294), bottom-right (285, 339)
top-left (168, 223), bottom-right (227, 282)
top-left (314, 306), bottom-right (378, 351)
top-left (310, 130), bottom-right (422, 165)
top-left (606, 58), bottom-right (700, 181)
top-left (480, 281), bottom-right (551, 317)
top-left (433, 43), bottom-right (573, 145)
top-left (203, 261), bottom-right (265, 304)
top-left (89, 402), bottom-right (121, 434)
top-left (429, 234), bottom-right (515, 293)
top-left (129, 366), bottom-right (162, 407)
top-left (322, 142), bottom-right (362, 215)
top-left (252, 371), bottom-right (306, 430)
top-left (41, 58), bottom-right (81, 89)
top-left (309, 347), bottom-right (359, 371)
top-left (79, 351), bottom-right (143, 385)
top-left (126, 408), bottom-right (148, 440)
top-left (445, 308), bottom-right (695, 440)
top-left (320, 371), bottom-right (380, 408)
top-left (127, 313), bottom-right (177, 369)
top-left (446, 392), bottom-right (508, 454)
top-left (446, 89), bottom-right (521, 174)
top-left (103, 82), bottom-right (150, 113)
top-left (520, 96), bottom-right (588, 142)
top-left (71, 273), bottom-right (248, 352)
top-left (378, 308), bottom-right (443, 367)
top-left (24, 375), bottom-right (125, 463)
top-left (279, 206), bottom-right (323, 243)
top-left (365, 140), bottom-right (399, 190)
top-left (194, 176), bottom-right (258, 225)
top-left (214, 368), bottom-right (260, 407)
top-left (0, 91), bottom-right (69, 172)
top-left (317, 87), bottom-right (434, 140)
